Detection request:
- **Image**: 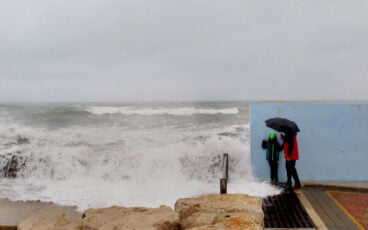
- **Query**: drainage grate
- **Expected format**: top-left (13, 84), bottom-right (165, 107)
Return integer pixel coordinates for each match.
top-left (262, 189), bottom-right (315, 228)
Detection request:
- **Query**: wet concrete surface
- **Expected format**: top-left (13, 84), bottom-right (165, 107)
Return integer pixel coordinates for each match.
top-left (0, 198), bottom-right (81, 228)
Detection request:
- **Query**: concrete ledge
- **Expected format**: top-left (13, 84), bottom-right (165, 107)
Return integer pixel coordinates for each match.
top-left (302, 180), bottom-right (368, 193)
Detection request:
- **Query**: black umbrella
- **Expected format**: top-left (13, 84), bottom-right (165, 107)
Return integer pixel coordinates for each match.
top-left (265, 117), bottom-right (300, 133)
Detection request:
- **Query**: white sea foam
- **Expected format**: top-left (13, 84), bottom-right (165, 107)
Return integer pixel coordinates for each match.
top-left (85, 106), bottom-right (240, 116)
top-left (0, 105), bottom-right (280, 211)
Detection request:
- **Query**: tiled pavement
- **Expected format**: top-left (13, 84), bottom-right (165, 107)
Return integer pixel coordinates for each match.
top-left (327, 191), bottom-right (367, 229)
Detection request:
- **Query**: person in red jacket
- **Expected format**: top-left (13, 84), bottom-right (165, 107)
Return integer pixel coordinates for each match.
top-left (281, 132), bottom-right (301, 189)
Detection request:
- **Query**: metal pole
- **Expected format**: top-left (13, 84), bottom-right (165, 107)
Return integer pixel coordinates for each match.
top-left (220, 178), bottom-right (227, 194)
top-left (220, 153), bottom-right (229, 194)
top-left (223, 153), bottom-right (228, 180)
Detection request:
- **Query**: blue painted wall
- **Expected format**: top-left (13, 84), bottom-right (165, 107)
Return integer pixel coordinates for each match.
top-left (250, 104), bottom-right (368, 182)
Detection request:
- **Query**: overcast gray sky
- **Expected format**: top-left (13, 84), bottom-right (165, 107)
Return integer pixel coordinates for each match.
top-left (0, 0), bottom-right (367, 102)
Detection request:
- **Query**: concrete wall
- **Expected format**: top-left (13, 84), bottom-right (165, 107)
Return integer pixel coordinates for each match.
top-left (250, 104), bottom-right (368, 182)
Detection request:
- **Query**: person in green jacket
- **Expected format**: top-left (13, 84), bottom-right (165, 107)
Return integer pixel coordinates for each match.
top-left (262, 132), bottom-right (282, 184)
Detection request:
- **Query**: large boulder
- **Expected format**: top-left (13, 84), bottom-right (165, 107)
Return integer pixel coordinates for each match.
top-left (17, 211), bottom-right (82, 230)
top-left (175, 194), bottom-right (264, 230)
top-left (82, 205), bottom-right (180, 230)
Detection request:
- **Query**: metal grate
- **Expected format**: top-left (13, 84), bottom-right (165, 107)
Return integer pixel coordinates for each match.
top-left (262, 189), bottom-right (315, 228)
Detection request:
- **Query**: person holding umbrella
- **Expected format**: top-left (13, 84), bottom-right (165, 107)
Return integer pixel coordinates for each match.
top-left (261, 132), bottom-right (282, 185)
top-left (265, 118), bottom-right (302, 189)
top-left (281, 131), bottom-right (301, 189)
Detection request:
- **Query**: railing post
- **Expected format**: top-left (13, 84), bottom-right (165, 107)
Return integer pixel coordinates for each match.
top-left (223, 153), bottom-right (228, 180)
top-left (220, 153), bottom-right (229, 194)
top-left (220, 178), bottom-right (227, 194)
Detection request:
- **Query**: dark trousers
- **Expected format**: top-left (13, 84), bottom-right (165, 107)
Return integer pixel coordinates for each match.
top-left (268, 160), bottom-right (279, 183)
top-left (285, 160), bottom-right (300, 186)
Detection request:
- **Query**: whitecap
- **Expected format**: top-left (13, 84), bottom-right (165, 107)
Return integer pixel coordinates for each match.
top-left (85, 106), bottom-right (239, 116)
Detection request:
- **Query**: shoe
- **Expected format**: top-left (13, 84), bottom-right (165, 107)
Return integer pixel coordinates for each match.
top-left (270, 180), bottom-right (279, 185)
top-left (284, 181), bottom-right (292, 190)
top-left (285, 185), bottom-right (293, 192)
top-left (293, 183), bottom-right (302, 190)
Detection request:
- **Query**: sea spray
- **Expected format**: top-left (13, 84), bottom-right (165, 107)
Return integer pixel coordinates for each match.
top-left (0, 102), bottom-right (280, 210)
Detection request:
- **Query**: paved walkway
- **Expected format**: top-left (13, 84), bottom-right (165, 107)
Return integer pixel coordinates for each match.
top-left (302, 187), bottom-right (361, 230)
top-left (300, 181), bottom-right (368, 230)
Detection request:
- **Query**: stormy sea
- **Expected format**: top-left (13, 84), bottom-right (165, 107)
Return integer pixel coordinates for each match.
top-left (0, 101), bottom-right (279, 210)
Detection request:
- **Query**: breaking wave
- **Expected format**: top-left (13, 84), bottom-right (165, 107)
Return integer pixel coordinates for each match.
top-left (85, 106), bottom-right (240, 116)
top-left (0, 103), bottom-right (280, 211)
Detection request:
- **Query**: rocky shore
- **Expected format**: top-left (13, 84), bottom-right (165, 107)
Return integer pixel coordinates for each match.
top-left (1, 194), bottom-right (264, 230)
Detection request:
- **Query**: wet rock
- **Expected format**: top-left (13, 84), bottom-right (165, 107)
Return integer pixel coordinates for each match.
top-left (175, 194), bottom-right (264, 229)
top-left (1, 155), bottom-right (26, 178)
top-left (17, 211), bottom-right (82, 230)
top-left (82, 205), bottom-right (180, 230)
top-left (17, 135), bottom-right (30, 145)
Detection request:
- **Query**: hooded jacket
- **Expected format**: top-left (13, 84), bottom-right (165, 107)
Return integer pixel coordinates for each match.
top-left (281, 134), bottom-right (299, 160)
top-left (261, 137), bottom-right (282, 161)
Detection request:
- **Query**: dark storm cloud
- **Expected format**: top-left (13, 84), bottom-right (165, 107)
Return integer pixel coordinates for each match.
top-left (0, 0), bottom-right (367, 102)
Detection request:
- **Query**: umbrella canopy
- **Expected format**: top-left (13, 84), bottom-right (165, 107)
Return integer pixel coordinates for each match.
top-left (265, 117), bottom-right (300, 133)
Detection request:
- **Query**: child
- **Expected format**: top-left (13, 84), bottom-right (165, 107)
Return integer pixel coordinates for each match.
top-left (262, 132), bottom-right (282, 184)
